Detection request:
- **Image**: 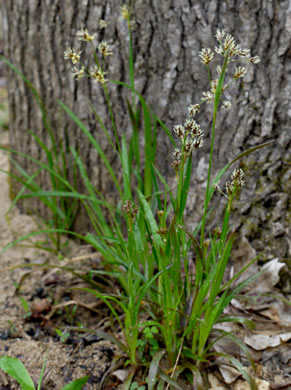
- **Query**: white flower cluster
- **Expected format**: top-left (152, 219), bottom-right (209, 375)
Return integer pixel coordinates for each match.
top-left (197, 29), bottom-right (260, 107)
top-left (64, 29), bottom-right (113, 83)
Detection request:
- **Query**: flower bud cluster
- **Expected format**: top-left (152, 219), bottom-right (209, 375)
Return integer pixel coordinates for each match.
top-left (198, 29), bottom-right (260, 108)
top-left (172, 107), bottom-right (204, 171)
top-left (122, 200), bottom-right (139, 218)
top-left (64, 28), bottom-right (113, 84)
top-left (227, 168), bottom-right (245, 193)
top-left (215, 168), bottom-right (245, 199)
top-left (199, 48), bottom-right (214, 65)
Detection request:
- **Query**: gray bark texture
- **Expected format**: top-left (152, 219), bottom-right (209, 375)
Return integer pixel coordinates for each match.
top-left (1, 1), bottom-right (291, 278)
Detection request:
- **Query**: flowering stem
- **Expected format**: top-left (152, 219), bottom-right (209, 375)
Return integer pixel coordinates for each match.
top-left (103, 83), bottom-right (121, 154)
top-left (200, 52), bottom-right (229, 246)
top-left (128, 23), bottom-right (136, 111)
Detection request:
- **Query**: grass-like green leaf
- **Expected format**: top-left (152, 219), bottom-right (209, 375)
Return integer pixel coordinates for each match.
top-left (0, 356), bottom-right (35, 390)
top-left (148, 350), bottom-right (166, 390)
top-left (178, 153), bottom-right (192, 221)
top-left (215, 352), bottom-right (258, 390)
top-left (60, 376), bottom-right (89, 390)
top-left (57, 100), bottom-right (122, 197)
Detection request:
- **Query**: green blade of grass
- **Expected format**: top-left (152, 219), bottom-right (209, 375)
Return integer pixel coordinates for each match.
top-left (89, 102), bottom-right (118, 153)
top-left (57, 100), bottom-right (122, 197)
top-left (148, 350), bottom-right (166, 390)
top-left (121, 135), bottom-right (132, 200)
top-left (208, 141), bottom-right (274, 205)
top-left (178, 153), bottom-right (192, 221)
top-left (214, 353), bottom-right (257, 390)
top-left (154, 114), bottom-right (177, 147)
top-left (6, 163), bottom-right (43, 214)
top-left (137, 189), bottom-right (164, 249)
top-left (121, 367), bottom-right (136, 390)
top-left (37, 353), bottom-right (47, 390)
top-left (157, 368), bottom-right (186, 390)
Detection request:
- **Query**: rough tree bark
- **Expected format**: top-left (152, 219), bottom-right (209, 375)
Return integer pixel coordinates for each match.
top-left (1, 1), bottom-right (290, 275)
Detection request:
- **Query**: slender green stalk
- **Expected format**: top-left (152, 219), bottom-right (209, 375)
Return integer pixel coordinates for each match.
top-left (103, 83), bottom-right (121, 154)
top-left (200, 51), bottom-right (229, 245)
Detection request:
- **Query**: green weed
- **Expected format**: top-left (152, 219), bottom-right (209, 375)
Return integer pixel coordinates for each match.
top-left (0, 355), bottom-right (88, 390)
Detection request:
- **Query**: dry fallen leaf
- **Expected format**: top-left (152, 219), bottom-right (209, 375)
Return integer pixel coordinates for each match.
top-left (260, 299), bottom-right (291, 327)
top-left (244, 331), bottom-right (291, 350)
top-left (208, 373), bottom-right (227, 389)
top-left (233, 378), bottom-right (270, 390)
top-left (112, 369), bottom-right (129, 382)
top-left (252, 258), bottom-right (286, 294)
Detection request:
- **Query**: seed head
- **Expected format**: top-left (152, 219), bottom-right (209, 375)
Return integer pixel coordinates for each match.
top-left (64, 47), bottom-right (81, 64)
top-left (201, 91), bottom-right (214, 103)
top-left (215, 29), bottom-right (226, 41)
top-left (203, 239), bottom-right (211, 248)
top-left (157, 210), bottom-right (164, 219)
top-left (231, 168), bottom-right (245, 186)
top-left (222, 101), bottom-right (232, 110)
top-left (188, 104), bottom-right (200, 117)
top-left (172, 148), bottom-right (181, 159)
top-left (99, 19), bottom-right (108, 29)
top-left (121, 4), bottom-right (130, 20)
top-left (223, 34), bottom-right (236, 52)
top-left (249, 56), bottom-right (260, 64)
top-left (215, 33), bottom-right (241, 57)
top-left (215, 46), bottom-right (223, 56)
top-left (225, 181), bottom-right (234, 196)
top-left (72, 66), bottom-right (86, 80)
top-left (122, 200), bottom-right (133, 213)
top-left (171, 159), bottom-right (181, 170)
top-left (185, 119), bottom-right (202, 138)
top-left (184, 139), bottom-right (193, 153)
top-left (184, 118), bottom-right (199, 134)
top-left (225, 168), bottom-right (245, 196)
top-left (213, 227), bottom-right (222, 237)
top-left (199, 48), bottom-right (214, 65)
top-left (237, 48), bottom-right (250, 58)
top-left (157, 227), bottom-right (167, 236)
top-left (89, 66), bottom-right (107, 84)
top-left (173, 124), bottom-right (185, 139)
top-left (234, 66), bottom-right (247, 79)
top-left (192, 136), bottom-right (204, 149)
top-left (210, 79), bottom-right (218, 95)
top-left (98, 41), bottom-right (113, 57)
top-left (76, 28), bottom-right (96, 42)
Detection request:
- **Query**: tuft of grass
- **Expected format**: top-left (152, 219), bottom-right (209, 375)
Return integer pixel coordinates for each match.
top-left (1, 14), bottom-right (272, 390)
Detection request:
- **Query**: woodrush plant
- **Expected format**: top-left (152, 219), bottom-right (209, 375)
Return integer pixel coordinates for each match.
top-left (0, 5), bottom-right (272, 389)
top-left (57, 14), bottom-right (267, 388)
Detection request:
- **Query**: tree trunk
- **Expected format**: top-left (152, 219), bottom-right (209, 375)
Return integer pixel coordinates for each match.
top-left (1, 1), bottom-right (290, 274)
